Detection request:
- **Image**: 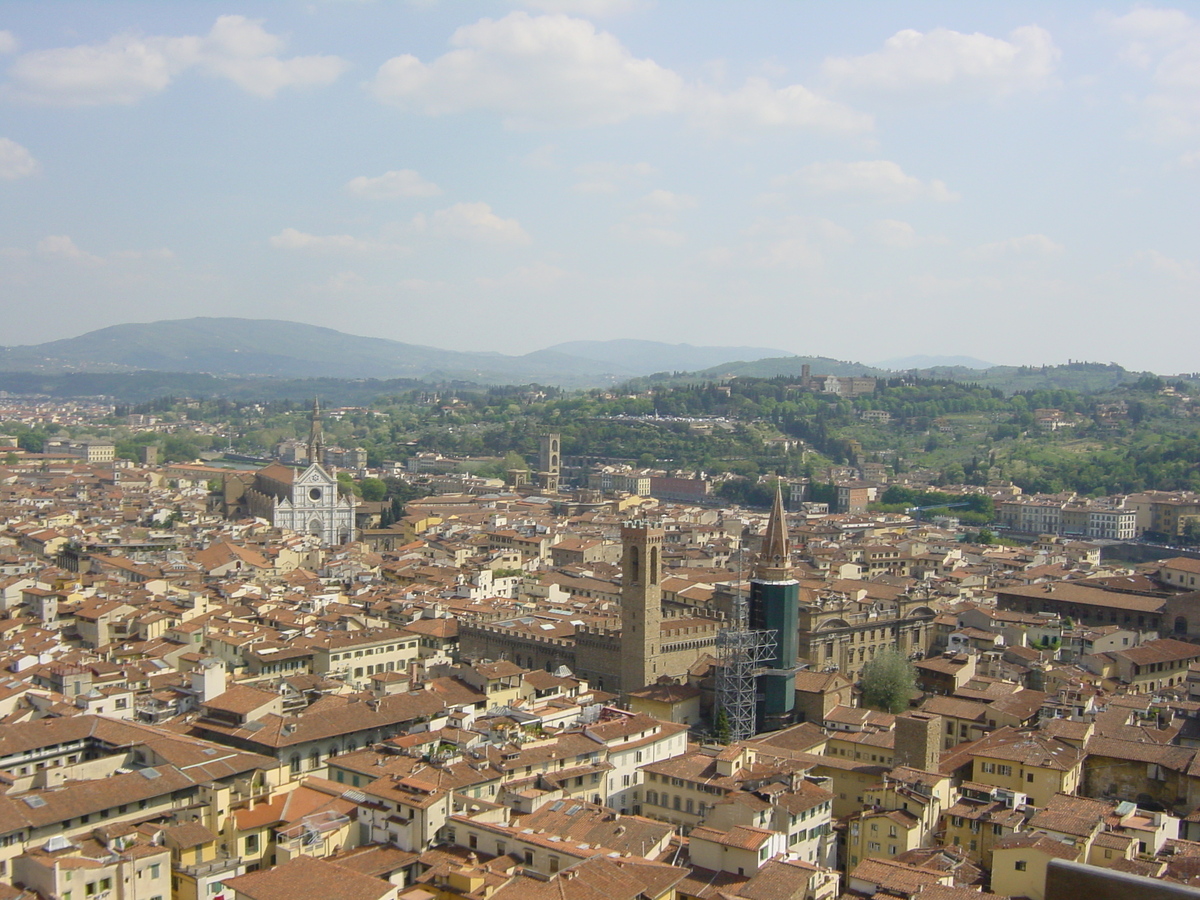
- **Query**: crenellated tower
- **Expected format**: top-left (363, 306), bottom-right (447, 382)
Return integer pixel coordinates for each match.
top-left (619, 521), bottom-right (663, 696)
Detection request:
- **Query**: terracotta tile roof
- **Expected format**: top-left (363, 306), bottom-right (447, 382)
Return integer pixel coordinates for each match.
top-left (223, 855), bottom-right (394, 900)
top-left (690, 824), bottom-right (775, 851)
top-left (1115, 638), bottom-right (1200, 666)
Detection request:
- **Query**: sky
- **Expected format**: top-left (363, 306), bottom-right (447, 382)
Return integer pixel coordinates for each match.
top-left (0, 1), bottom-right (1198, 373)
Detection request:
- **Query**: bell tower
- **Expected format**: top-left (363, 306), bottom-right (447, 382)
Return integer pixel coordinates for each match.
top-left (749, 481), bottom-right (799, 731)
top-left (620, 521), bottom-right (663, 697)
top-left (307, 398), bottom-right (325, 466)
top-left (537, 432), bottom-right (561, 493)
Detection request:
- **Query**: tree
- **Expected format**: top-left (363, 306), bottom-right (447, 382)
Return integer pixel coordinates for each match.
top-left (359, 477), bottom-right (387, 502)
top-left (713, 706), bottom-right (732, 745)
top-left (336, 471), bottom-right (362, 497)
top-left (860, 649), bottom-right (917, 714)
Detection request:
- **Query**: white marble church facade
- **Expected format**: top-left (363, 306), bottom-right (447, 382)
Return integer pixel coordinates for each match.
top-left (241, 401), bottom-right (356, 547)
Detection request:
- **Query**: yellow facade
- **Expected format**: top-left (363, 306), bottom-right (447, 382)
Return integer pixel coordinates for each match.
top-left (972, 753), bottom-right (1080, 808)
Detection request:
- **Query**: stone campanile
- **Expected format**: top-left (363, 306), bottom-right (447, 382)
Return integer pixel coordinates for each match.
top-left (537, 432), bottom-right (560, 493)
top-left (894, 711), bottom-right (942, 772)
top-left (619, 521), bottom-right (663, 696)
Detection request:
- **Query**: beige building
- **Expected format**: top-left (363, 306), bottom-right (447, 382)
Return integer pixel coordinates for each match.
top-left (13, 829), bottom-right (172, 900)
top-left (944, 728), bottom-right (1083, 808)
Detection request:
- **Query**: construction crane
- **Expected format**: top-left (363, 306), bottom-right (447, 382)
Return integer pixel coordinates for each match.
top-left (905, 501), bottom-right (970, 522)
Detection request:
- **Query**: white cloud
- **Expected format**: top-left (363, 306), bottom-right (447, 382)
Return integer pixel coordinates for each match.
top-left (1106, 8), bottom-right (1200, 136)
top-left (571, 159), bottom-right (655, 193)
top-left (369, 13), bottom-right (683, 126)
top-left (476, 261), bottom-right (567, 289)
top-left (687, 77), bottom-right (872, 133)
top-left (870, 219), bottom-right (946, 249)
top-left (318, 271), bottom-right (368, 293)
top-left (111, 247), bottom-right (176, 261)
top-left (786, 160), bottom-right (959, 203)
top-left (414, 202), bottom-right (531, 243)
top-left (610, 188), bottom-right (696, 246)
top-left (269, 227), bottom-right (407, 254)
top-left (638, 188), bottom-right (697, 211)
top-left (4, 15), bottom-right (346, 105)
top-left (611, 222), bottom-right (686, 246)
top-left (967, 233), bottom-right (1064, 260)
top-left (822, 25), bottom-right (1059, 96)
top-left (1132, 248), bottom-right (1200, 283)
top-left (368, 12), bottom-right (868, 133)
top-left (111, 247), bottom-right (175, 260)
top-left (198, 16), bottom-right (349, 98)
top-left (0, 31), bottom-right (18, 55)
top-left (0, 138), bottom-right (39, 179)
top-left (36, 235), bottom-right (103, 264)
top-left (346, 169), bottom-right (442, 199)
top-left (724, 215), bottom-right (853, 269)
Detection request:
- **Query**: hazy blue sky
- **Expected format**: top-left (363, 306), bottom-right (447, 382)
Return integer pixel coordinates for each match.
top-left (1, 1), bottom-right (1198, 371)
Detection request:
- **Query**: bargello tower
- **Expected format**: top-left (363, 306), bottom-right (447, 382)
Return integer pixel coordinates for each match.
top-left (619, 521), bottom-right (663, 696)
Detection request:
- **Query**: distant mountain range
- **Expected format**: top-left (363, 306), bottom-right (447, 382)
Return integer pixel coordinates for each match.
top-left (0, 318), bottom-right (1156, 401)
top-left (0, 318), bottom-right (799, 387)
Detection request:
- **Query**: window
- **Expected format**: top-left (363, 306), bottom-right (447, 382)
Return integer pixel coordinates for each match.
top-left (1015, 861), bottom-right (1027, 872)
top-left (149, 864), bottom-right (160, 879)
top-left (469, 834), bottom-right (478, 849)
top-left (868, 842), bottom-right (880, 851)
top-left (524, 851), bottom-right (534, 865)
top-left (245, 834), bottom-right (259, 854)
top-left (1027, 773), bottom-right (1034, 783)
top-left (549, 857), bottom-right (560, 873)
top-left (997, 765), bottom-right (1012, 777)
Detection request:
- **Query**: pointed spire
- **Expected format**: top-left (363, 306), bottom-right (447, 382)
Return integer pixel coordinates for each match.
top-left (754, 480), bottom-right (792, 581)
top-left (308, 397), bottom-right (325, 465)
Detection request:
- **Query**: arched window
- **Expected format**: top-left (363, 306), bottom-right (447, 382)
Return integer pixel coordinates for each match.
top-left (628, 545), bottom-right (640, 585)
top-left (649, 546), bottom-right (659, 584)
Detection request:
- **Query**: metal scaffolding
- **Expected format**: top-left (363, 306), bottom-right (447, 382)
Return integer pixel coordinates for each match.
top-left (714, 557), bottom-right (776, 743)
top-left (715, 626), bottom-right (775, 743)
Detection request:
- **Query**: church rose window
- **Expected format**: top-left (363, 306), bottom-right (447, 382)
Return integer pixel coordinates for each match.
top-left (310, 488), bottom-right (322, 500)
